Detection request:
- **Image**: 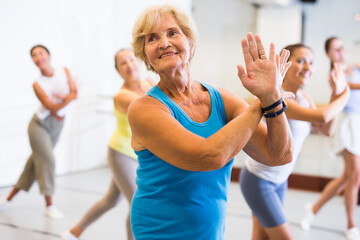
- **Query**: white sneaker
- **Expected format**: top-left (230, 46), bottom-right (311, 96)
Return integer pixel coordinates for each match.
top-left (300, 203), bottom-right (315, 231)
top-left (45, 205), bottom-right (63, 219)
top-left (0, 197), bottom-right (9, 211)
top-left (61, 230), bottom-right (79, 240)
top-left (345, 227), bottom-right (360, 240)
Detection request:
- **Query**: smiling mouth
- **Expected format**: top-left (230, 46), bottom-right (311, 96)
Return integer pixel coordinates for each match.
top-left (160, 53), bottom-right (176, 59)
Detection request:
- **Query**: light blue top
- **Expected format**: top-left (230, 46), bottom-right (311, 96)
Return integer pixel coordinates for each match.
top-left (344, 66), bottom-right (360, 114)
top-left (131, 82), bottom-right (233, 240)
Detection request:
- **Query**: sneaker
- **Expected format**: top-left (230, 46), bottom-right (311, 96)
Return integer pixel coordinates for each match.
top-left (300, 203), bottom-right (315, 231)
top-left (45, 205), bottom-right (63, 219)
top-left (345, 227), bottom-right (360, 240)
top-left (61, 230), bottom-right (79, 240)
top-left (0, 197), bottom-right (9, 211)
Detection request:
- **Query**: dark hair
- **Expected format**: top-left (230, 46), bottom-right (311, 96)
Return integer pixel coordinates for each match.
top-left (325, 37), bottom-right (338, 53)
top-left (30, 45), bottom-right (50, 56)
top-left (281, 43), bottom-right (312, 62)
top-left (114, 48), bottom-right (133, 70)
top-left (324, 37), bottom-right (339, 70)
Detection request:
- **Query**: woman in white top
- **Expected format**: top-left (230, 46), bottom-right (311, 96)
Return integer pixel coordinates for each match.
top-left (0, 45), bottom-right (77, 219)
top-left (240, 43), bottom-right (349, 240)
top-left (301, 37), bottom-right (360, 240)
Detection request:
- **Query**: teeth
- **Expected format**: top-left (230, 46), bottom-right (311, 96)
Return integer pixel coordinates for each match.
top-left (161, 53), bottom-right (174, 58)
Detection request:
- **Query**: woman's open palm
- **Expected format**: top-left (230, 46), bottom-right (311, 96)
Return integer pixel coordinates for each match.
top-left (237, 33), bottom-right (292, 103)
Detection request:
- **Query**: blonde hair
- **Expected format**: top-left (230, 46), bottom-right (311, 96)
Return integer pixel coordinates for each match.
top-left (132, 5), bottom-right (197, 73)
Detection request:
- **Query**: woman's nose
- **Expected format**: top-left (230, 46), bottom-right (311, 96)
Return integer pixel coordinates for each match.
top-left (159, 36), bottom-right (171, 49)
top-left (303, 62), bottom-right (311, 69)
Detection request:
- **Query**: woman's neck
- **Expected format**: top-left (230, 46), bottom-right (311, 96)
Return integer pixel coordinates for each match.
top-left (157, 65), bottom-right (192, 98)
top-left (40, 65), bottom-right (55, 77)
top-left (282, 79), bottom-right (300, 96)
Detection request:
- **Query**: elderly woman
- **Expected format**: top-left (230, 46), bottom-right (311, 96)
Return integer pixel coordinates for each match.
top-left (128, 5), bottom-right (293, 239)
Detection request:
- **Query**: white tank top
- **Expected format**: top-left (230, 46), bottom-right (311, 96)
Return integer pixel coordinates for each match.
top-left (245, 91), bottom-right (311, 184)
top-left (35, 67), bottom-right (70, 119)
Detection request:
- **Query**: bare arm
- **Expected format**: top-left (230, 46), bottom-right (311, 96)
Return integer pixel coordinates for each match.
top-left (286, 63), bottom-right (350, 136)
top-left (285, 88), bottom-right (348, 136)
top-left (114, 90), bottom-right (139, 113)
top-left (345, 65), bottom-right (360, 89)
top-left (128, 94), bottom-right (263, 171)
top-left (129, 33), bottom-right (293, 171)
top-left (348, 82), bottom-right (360, 90)
top-left (33, 67), bottom-right (77, 116)
top-left (236, 33), bottom-right (293, 166)
top-left (220, 88), bottom-right (293, 166)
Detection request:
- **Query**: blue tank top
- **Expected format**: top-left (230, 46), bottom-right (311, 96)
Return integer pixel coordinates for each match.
top-left (131, 82), bottom-right (233, 240)
top-left (344, 66), bottom-right (360, 114)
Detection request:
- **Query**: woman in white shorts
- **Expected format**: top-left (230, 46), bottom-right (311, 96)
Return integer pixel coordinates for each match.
top-left (301, 37), bottom-right (360, 240)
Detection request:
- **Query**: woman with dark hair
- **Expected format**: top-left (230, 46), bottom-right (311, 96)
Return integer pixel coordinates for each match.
top-left (240, 43), bottom-right (349, 240)
top-left (301, 37), bottom-right (360, 240)
top-left (61, 49), bottom-right (154, 240)
top-left (0, 45), bottom-right (77, 219)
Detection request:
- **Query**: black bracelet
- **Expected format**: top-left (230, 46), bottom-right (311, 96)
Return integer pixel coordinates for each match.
top-left (261, 98), bottom-right (283, 113)
top-left (263, 99), bottom-right (287, 118)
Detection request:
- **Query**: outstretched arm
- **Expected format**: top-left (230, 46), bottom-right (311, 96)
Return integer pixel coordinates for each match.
top-left (312, 62), bottom-right (350, 135)
top-left (285, 62), bottom-right (349, 136)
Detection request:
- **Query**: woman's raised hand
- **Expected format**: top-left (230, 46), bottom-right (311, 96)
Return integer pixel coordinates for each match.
top-left (329, 62), bottom-right (348, 96)
top-left (237, 33), bottom-right (292, 106)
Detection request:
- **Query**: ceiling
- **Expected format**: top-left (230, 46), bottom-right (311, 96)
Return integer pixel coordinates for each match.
top-left (239, 0), bottom-right (296, 7)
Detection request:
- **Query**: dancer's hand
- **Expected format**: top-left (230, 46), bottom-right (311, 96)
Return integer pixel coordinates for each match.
top-left (237, 33), bottom-right (293, 107)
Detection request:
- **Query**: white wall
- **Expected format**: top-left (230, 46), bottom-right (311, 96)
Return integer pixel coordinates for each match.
top-left (256, 6), bottom-right (302, 53)
top-left (301, 0), bottom-right (360, 104)
top-left (0, 0), bottom-right (192, 187)
top-left (191, 0), bottom-right (256, 99)
top-left (191, 0), bottom-right (360, 176)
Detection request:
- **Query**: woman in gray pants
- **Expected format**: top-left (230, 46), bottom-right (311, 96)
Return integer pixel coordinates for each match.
top-left (61, 48), bottom-right (154, 240)
top-left (0, 45), bottom-right (77, 219)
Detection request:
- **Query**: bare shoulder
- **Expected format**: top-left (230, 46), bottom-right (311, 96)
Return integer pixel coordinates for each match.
top-left (217, 87), bottom-right (248, 105)
top-left (217, 87), bottom-right (249, 120)
top-left (115, 88), bottom-right (137, 99)
top-left (128, 95), bottom-right (171, 121)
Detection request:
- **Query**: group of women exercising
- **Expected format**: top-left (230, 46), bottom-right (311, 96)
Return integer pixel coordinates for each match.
top-left (0, 4), bottom-right (359, 240)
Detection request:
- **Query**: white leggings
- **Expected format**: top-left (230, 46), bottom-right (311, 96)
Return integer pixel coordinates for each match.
top-left (77, 147), bottom-right (137, 240)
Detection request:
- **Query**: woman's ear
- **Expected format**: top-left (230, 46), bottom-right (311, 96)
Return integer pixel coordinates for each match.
top-left (189, 42), bottom-right (195, 60)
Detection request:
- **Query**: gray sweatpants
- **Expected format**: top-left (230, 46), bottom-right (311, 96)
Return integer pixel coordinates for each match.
top-left (77, 147), bottom-right (137, 240)
top-left (15, 114), bottom-right (64, 195)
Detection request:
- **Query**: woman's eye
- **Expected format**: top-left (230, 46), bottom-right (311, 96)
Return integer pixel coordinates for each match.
top-left (169, 31), bottom-right (178, 37)
top-left (147, 36), bottom-right (155, 43)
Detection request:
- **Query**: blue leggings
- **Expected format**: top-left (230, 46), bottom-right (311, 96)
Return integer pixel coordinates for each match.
top-left (240, 166), bottom-right (287, 228)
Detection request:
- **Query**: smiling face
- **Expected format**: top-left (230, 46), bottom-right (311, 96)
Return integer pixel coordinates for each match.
top-left (326, 38), bottom-right (345, 64)
top-left (285, 47), bottom-right (314, 88)
top-left (143, 14), bottom-right (193, 74)
top-left (31, 46), bottom-right (51, 70)
top-left (115, 49), bottom-right (140, 82)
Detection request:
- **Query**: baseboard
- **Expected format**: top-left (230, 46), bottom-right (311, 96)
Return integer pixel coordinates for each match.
top-left (231, 167), bottom-right (333, 192)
